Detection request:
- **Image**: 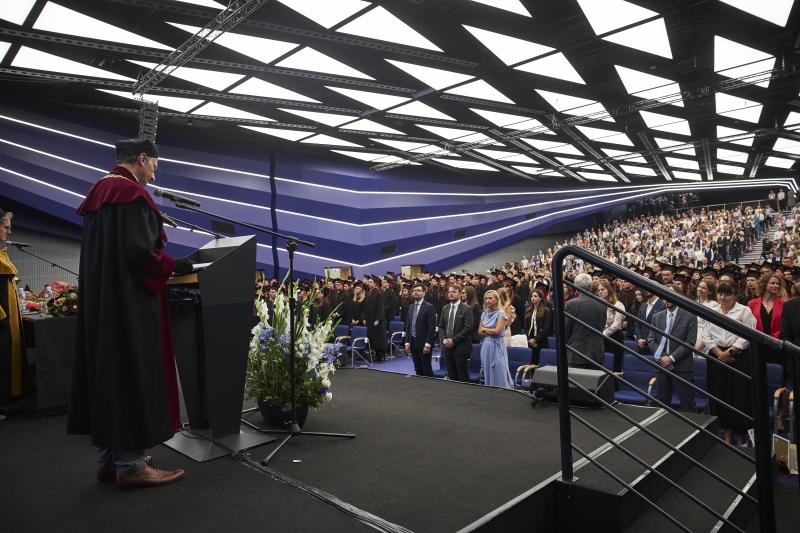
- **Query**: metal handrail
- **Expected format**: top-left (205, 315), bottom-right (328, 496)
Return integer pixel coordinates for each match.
top-left (551, 245), bottom-right (795, 533)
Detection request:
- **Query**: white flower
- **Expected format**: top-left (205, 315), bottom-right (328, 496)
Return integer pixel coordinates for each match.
top-left (321, 378), bottom-right (331, 387)
top-left (325, 392), bottom-right (333, 401)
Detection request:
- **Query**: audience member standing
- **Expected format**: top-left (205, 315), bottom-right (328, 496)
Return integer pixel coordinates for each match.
top-left (439, 284), bottom-right (474, 382)
top-left (695, 280), bottom-right (720, 353)
top-left (498, 288), bottom-right (516, 346)
top-left (565, 274), bottom-right (607, 369)
top-left (351, 283), bottom-right (365, 327)
top-left (524, 289), bottom-right (551, 366)
top-left (404, 284), bottom-right (436, 377)
top-left (635, 288), bottom-right (665, 354)
top-left (464, 286), bottom-right (482, 344)
top-left (598, 280), bottom-right (625, 372)
top-left (331, 279), bottom-right (351, 327)
top-left (382, 278), bottom-right (399, 325)
top-left (479, 290), bottom-right (513, 388)
top-left (364, 278), bottom-right (387, 361)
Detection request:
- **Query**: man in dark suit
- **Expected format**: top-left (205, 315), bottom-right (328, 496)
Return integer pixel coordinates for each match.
top-left (438, 284), bottom-right (474, 382)
top-left (647, 285), bottom-right (698, 412)
top-left (635, 288), bottom-right (666, 354)
top-left (565, 273), bottom-right (607, 368)
top-left (404, 283), bottom-right (437, 377)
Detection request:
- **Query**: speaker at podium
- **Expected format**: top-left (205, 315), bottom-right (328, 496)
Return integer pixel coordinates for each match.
top-left (163, 235), bottom-right (276, 461)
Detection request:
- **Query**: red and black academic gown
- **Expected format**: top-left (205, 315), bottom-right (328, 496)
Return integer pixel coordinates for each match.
top-left (67, 167), bottom-right (181, 450)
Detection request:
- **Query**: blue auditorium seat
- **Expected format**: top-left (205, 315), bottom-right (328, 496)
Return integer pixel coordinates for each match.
top-left (615, 353), bottom-right (656, 405)
top-left (432, 350), bottom-right (448, 379)
top-left (507, 347), bottom-right (533, 389)
top-left (468, 344), bottom-right (482, 383)
top-left (538, 348), bottom-right (557, 368)
top-left (349, 325), bottom-right (371, 366)
top-left (387, 321), bottom-right (405, 358)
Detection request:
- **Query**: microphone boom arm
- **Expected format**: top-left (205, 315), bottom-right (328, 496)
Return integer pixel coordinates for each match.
top-left (7, 244), bottom-right (79, 277)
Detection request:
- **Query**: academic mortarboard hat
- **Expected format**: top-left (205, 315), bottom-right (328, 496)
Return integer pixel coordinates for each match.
top-left (703, 266), bottom-right (719, 279)
top-left (674, 273), bottom-right (690, 286)
top-left (594, 269), bottom-right (615, 282)
top-left (725, 262), bottom-right (742, 273)
top-left (677, 266), bottom-right (692, 276)
top-left (504, 278), bottom-right (518, 288)
top-left (657, 261), bottom-right (677, 273)
top-left (745, 268), bottom-right (760, 279)
top-left (642, 266), bottom-right (654, 276)
top-left (773, 264), bottom-right (785, 273)
top-left (793, 266), bottom-right (800, 277)
top-left (352, 280), bottom-right (363, 287)
top-left (761, 262), bottom-right (775, 272)
top-left (115, 138), bottom-right (158, 159)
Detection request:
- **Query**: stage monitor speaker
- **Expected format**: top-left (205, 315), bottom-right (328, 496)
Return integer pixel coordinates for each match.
top-left (530, 366), bottom-right (614, 406)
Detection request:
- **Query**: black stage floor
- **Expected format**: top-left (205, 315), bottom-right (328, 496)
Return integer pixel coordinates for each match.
top-left (2, 368), bottom-right (797, 532)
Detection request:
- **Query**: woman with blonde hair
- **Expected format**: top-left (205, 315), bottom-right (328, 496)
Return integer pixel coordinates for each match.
top-left (497, 287), bottom-right (516, 346)
top-left (479, 290), bottom-right (513, 388)
top-left (597, 279), bottom-right (625, 372)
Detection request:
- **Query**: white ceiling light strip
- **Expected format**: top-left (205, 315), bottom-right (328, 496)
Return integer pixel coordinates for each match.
top-left (444, 79), bottom-right (514, 104)
top-left (615, 66), bottom-right (682, 106)
top-left (603, 19), bottom-right (673, 59)
top-left (388, 101), bottom-right (456, 121)
top-left (784, 112), bottom-right (800, 129)
top-left (520, 139), bottom-right (584, 156)
top-left (717, 164), bottom-right (746, 175)
top-left (300, 134), bottom-right (361, 147)
top-left (0, 42), bottom-right (13, 63)
top-left (714, 36), bottom-right (775, 88)
top-left (719, 0), bottom-right (795, 27)
top-left (369, 139), bottom-right (442, 153)
top-left (417, 125), bottom-right (494, 143)
top-left (33, 2), bottom-right (170, 50)
top-left (639, 111), bottom-right (691, 136)
top-left (191, 102), bottom-right (273, 121)
top-left (715, 93), bottom-right (763, 122)
top-left (385, 59), bottom-right (473, 90)
top-left (240, 125), bottom-right (313, 141)
top-left (12, 47), bottom-right (135, 81)
top-left (174, 0), bottom-right (225, 8)
top-left (603, 149), bottom-right (648, 164)
top-left (431, 158), bottom-right (499, 171)
top-left (0, 0), bottom-right (36, 25)
top-left (717, 148), bottom-right (749, 163)
top-left (340, 120), bottom-right (406, 135)
top-left (558, 158), bottom-right (603, 171)
top-left (764, 156), bottom-right (796, 169)
top-left (337, 6), bottom-right (442, 51)
top-left (470, 108), bottom-right (553, 133)
top-left (326, 86), bottom-right (410, 110)
top-left (717, 125), bottom-right (754, 147)
top-left (276, 0), bottom-right (371, 29)
top-left (467, 0), bottom-right (531, 17)
top-left (277, 47), bottom-right (374, 79)
top-left (278, 108), bottom-right (357, 127)
top-left (473, 149), bottom-right (538, 164)
top-left (653, 137), bottom-right (696, 156)
top-left (167, 23), bottom-right (300, 66)
top-left (575, 125), bottom-right (634, 146)
top-left (462, 25), bottom-right (553, 66)
top-left (128, 60), bottom-right (245, 91)
top-left (576, 0), bottom-right (656, 35)
top-left (516, 53), bottom-right (585, 84)
top-left (331, 151), bottom-right (411, 164)
top-left (535, 90), bottom-right (613, 122)
top-left (672, 171), bottom-right (702, 181)
top-left (97, 89), bottom-right (205, 113)
top-left (773, 137), bottom-right (800, 155)
top-left (620, 165), bottom-right (657, 176)
top-left (665, 157), bottom-right (700, 170)
top-left (578, 172), bottom-right (617, 182)
top-left (229, 78), bottom-right (320, 103)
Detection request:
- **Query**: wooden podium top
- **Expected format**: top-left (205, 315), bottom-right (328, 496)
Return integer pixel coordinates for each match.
top-left (168, 272), bottom-right (199, 285)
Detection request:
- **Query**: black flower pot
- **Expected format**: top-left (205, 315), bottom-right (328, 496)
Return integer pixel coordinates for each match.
top-left (257, 400), bottom-right (309, 429)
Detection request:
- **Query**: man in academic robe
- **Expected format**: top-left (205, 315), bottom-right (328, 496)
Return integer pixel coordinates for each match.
top-left (364, 277), bottom-right (387, 361)
top-left (381, 277), bottom-right (399, 325)
top-left (67, 138), bottom-right (193, 492)
top-left (331, 279), bottom-right (351, 327)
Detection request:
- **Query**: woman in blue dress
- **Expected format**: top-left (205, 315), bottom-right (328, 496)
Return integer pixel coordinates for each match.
top-left (479, 290), bottom-right (513, 389)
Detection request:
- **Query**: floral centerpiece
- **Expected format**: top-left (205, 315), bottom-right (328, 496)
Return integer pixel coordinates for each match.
top-left (47, 285), bottom-right (78, 317)
top-left (246, 279), bottom-right (341, 424)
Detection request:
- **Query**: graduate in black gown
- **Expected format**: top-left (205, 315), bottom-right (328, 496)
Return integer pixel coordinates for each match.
top-left (364, 277), bottom-right (387, 361)
top-left (350, 282), bottom-right (365, 327)
top-left (309, 290), bottom-right (331, 327)
top-left (331, 278), bottom-right (351, 328)
top-left (381, 278), bottom-right (399, 324)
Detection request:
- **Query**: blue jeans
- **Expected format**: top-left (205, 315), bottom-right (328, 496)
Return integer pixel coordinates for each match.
top-left (97, 448), bottom-right (146, 477)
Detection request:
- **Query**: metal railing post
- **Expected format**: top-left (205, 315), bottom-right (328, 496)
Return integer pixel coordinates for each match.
top-left (750, 341), bottom-right (777, 533)
top-left (552, 250), bottom-right (573, 482)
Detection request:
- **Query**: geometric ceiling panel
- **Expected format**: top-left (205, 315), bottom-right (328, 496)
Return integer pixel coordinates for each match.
top-left (578, 171), bottom-right (617, 182)
top-left (370, 139), bottom-right (439, 153)
top-left (463, 25), bottom-right (554, 66)
top-left (300, 134), bottom-right (361, 147)
top-left (785, 112), bottom-right (800, 129)
top-left (576, 0), bottom-right (657, 35)
top-left (603, 19), bottom-right (673, 59)
top-left (278, 108), bottom-right (356, 127)
top-left (276, 0), bottom-right (370, 29)
top-left (33, 2), bottom-right (170, 50)
top-left (515, 53), bottom-right (585, 84)
top-left (470, 108), bottom-right (553, 133)
top-left (0, 42), bottom-right (10, 62)
top-left (467, 0), bottom-right (531, 17)
top-left (603, 149), bottom-right (648, 164)
top-left (229, 78), bottom-right (320, 103)
top-left (653, 137), bottom-right (696, 156)
top-left (620, 165), bottom-right (657, 176)
top-left (340, 119), bottom-right (406, 135)
top-left (520, 138), bottom-right (585, 156)
top-left (444, 79), bottom-right (514, 104)
top-left (97, 89), bottom-right (205, 113)
top-left (385, 59), bottom-right (473, 90)
top-left (557, 157), bottom-right (603, 171)
top-left (168, 23), bottom-right (300, 65)
top-left (639, 111), bottom-right (691, 135)
top-left (0, 0), bottom-right (36, 25)
top-left (717, 125), bottom-right (754, 147)
top-left (672, 171), bottom-right (702, 181)
top-left (764, 156), bottom-right (796, 169)
top-left (417, 125), bottom-right (494, 143)
top-left (276, 47), bottom-right (374, 79)
top-left (715, 93), bottom-right (763, 122)
top-left (719, 0), bottom-right (795, 27)
top-left (473, 148), bottom-right (539, 164)
top-left (665, 157), bottom-right (700, 170)
top-left (389, 100), bottom-right (455, 121)
top-left (431, 158), bottom-right (499, 171)
top-left (13, 47), bottom-right (135, 81)
top-left (337, 6), bottom-right (442, 51)
top-left (191, 102), bottom-right (273, 121)
top-left (716, 163), bottom-right (746, 175)
top-left (714, 36), bottom-right (775, 88)
top-left (175, 0), bottom-right (225, 8)
top-left (615, 66), bottom-right (682, 106)
top-left (326, 86), bottom-right (410, 110)
top-left (717, 148), bottom-right (749, 163)
top-left (575, 125), bottom-right (633, 146)
top-left (535, 90), bottom-right (613, 121)
top-left (240, 125), bottom-right (314, 141)
top-left (127, 60), bottom-right (245, 91)
top-left (773, 137), bottom-right (800, 155)
top-left (330, 150), bottom-right (400, 162)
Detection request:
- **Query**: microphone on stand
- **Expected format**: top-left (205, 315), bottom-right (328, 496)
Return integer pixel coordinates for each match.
top-left (152, 187), bottom-right (201, 207)
top-left (5, 241), bottom-right (32, 248)
top-left (161, 213), bottom-right (178, 228)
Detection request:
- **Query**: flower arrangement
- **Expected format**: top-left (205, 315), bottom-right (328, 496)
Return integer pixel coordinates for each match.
top-left (47, 285), bottom-right (78, 317)
top-left (246, 279), bottom-right (340, 410)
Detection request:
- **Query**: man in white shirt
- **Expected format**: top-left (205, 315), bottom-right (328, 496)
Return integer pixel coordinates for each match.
top-left (778, 189), bottom-right (786, 211)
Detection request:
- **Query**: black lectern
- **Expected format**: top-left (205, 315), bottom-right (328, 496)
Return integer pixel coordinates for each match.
top-left (163, 235), bottom-right (275, 461)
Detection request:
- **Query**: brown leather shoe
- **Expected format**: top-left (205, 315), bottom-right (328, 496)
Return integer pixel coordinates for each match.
top-left (116, 464), bottom-right (185, 492)
top-left (96, 456), bottom-right (153, 484)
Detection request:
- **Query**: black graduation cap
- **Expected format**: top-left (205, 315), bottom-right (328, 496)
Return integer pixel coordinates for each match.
top-left (718, 268), bottom-right (739, 281)
top-left (504, 278), bottom-right (518, 288)
top-left (703, 266), bottom-right (719, 279)
top-left (352, 280), bottom-right (363, 288)
top-left (594, 269), bottom-right (615, 282)
top-left (677, 266), bottom-right (692, 277)
top-left (792, 266), bottom-right (800, 278)
top-left (115, 137), bottom-right (159, 159)
top-left (674, 273), bottom-right (690, 286)
top-left (386, 271), bottom-right (394, 277)
top-left (745, 268), bottom-right (761, 279)
top-left (642, 266), bottom-right (654, 277)
top-left (761, 262), bottom-right (775, 272)
top-left (725, 262), bottom-right (742, 273)
top-left (656, 261), bottom-right (677, 274)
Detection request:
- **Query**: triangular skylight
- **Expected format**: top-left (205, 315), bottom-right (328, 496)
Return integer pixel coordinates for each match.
top-left (168, 23), bottom-right (299, 66)
top-left (717, 164), bottom-right (745, 175)
top-left (717, 148), bottom-right (749, 163)
top-left (784, 112), bottom-right (800, 128)
top-left (240, 125), bottom-right (313, 141)
top-left (557, 157), bottom-right (603, 171)
top-left (473, 149), bottom-right (538, 164)
top-left (191, 102), bottom-right (273, 121)
top-left (0, 42), bottom-right (12, 63)
top-left (716, 93), bottom-right (763, 122)
top-left (278, 108), bottom-right (357, 127)
top-left (388, 101), bottom-right (455, 121)
top-left (773, 138), bottom-right (800, 155)
top-left (575, 125), bottom-right (633, 146)
top-left (714, 36), bottom-right (775, 88)
top-left (578, 172), bottom-right (617, 182)
top-left (639, 111), bottom-right (691, 136)
top-left (337, 6), bottom-right (442, 51)
top-left (535, 90), bottom-right (613, 121)
top-left (97, 90), bottom-right (204, 113)
top-left (511, 166), bottom-right (547, 176)
top-left (417, 125), bottom-right (494, 143)
top-left (431, 158), bottom-right (499, 171)
top-left (470, 108), bottom-right (553, 133)
top-left (603, 19), bottom-right (673, 59)
top-left (229, 78), bottom-right (319, 103)
top-left (615, 66), bottom-right (682, 106)
top-left (764, 156), bottom-right (796, 169)
top-left (276, 0), bottom-right (371, 29)
top-left (175, 0), bottom-right (225, 8)
top-left (665, 157), bottom-right (700, 170)
top-left (516, 53), bottom-right (585, 84)
top-left (300, 134), bottom-right (361, 147)
top-left (467, 0), bottom-right (531, 17)
top-left (444, 79), bottom-right (514, 104)
top-left (602, 149), bottom-right (648, 164)
top-left (719, 0), bottom-right (795, 27)
top-left (326, 86), bottom-right (410, 110)
top-left (33, 2), bottom-right (170, 50)
top-left (385, 59), bottom-right (473, 90)
top-left (370, 138), bottom-right (441, 153)
top-left (128, 60), bottom-right (245, 91)
top-left (462, 26), bottom-right (553, 66)
top-left (653, 137), bottom-right (696, 156)
top-left (0, 0), bottom-right (36, 25)
top-left (277, 47), bottom-right (374, 79)
top-left (520, 139), bottom-right (585, 156)
top-left (672, 171), bottom-right (702, 181)
top-left (577, 0), bottom-right (657, 35)
top-left (13, 47), bottom-right (134, 81)
top-left (620, 165), bottom-right (657, 176)
top-left (717, 125), bottom-right (754, 147)
top-left (332, 151), bottom-right (410, 164)
top-left (340, 120), bottom-right (406, 135)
